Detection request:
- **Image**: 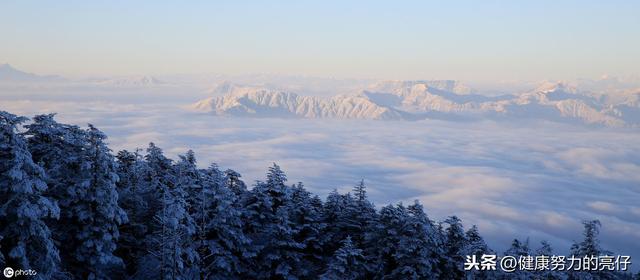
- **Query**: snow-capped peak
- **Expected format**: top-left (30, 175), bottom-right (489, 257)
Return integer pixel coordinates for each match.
top-left (191, 81), bottom-right (638, 126)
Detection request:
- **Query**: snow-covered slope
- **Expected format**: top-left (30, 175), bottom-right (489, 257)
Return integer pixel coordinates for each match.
top-left (192, 81), bottom-right (639, 126)
top-left (192, 84), bottom-right (402, 119)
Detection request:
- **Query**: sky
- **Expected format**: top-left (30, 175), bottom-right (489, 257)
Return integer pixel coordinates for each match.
top-left (1, 0), bottom-right (639, 82)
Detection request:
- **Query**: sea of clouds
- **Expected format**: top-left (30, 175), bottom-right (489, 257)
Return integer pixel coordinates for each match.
top-left (2, 87), bottom-right (639, 270)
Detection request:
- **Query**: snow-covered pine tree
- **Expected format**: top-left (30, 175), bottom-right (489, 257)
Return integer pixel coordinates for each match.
top-left (571, 220), bottom-right (607, 257)
top-left (352, 179), bottom-right (367, 203)
top-left (24, 114), bottom-right (87, 277)
top-left (176, 150), bottom-right (200, 216)
top-left (389, 200), bottom-right (440, 279)
top-left (136, 144), bottom-right (198, 280)
top-left (320, 236), bottom-right (366, 280)
top-left (25, 115), bottom-right (127, 279)
top-left (569, 220), bottom-right (618, 280)
top-left (141, 142), bottom-right (175, 224)
top-left (288, 182), bottom-right (326, 278)
top-left (350, 180), bottom-right (377, 247)
top-left (193, 163), bottom-right (251, 279)
top-left (440, 216), bottom-right (467, 279)
top-left (534, 241), bottom-right (563, 280)
top-left (154, 177), bottom-right (198, 280)
top-left (321, 189), bottom-right (348, 256)
top-left (321, 181), bottom-right (378, 271)
top-left (114, 149), bottom-right (150, 276)
top-left (502, 238), bottom-right (533, 280)
top-left (368, 202), bottom-right (439, 279)
top-left (241, 163), bottom-right (303, 279)
top-left (370, 203), bottom-right (408, 278)
top-left (224, 169), bottom-right (247, 197)
top-left (76, 124), bottom-right (128, 279)
top-left (463, 225), bottom-right (497, 280)
top-left (505, 238), bottom-right (531, 257)
top-left (0, 111), bottom-right (61, 279)
top-left (175, 150), bottom-right (204, 275)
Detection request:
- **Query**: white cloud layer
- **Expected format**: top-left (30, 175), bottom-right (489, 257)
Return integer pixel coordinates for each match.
top-left (2, 89), bottom-right (639, 270)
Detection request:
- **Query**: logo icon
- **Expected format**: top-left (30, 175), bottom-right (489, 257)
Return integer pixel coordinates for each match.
top-left (3, 267), bottom-right (14, 278)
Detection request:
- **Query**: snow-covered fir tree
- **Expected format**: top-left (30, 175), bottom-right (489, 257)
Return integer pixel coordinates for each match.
top-left (193, 163), bottom-right (251, 279)
top-left (288, 183), bottom-right (326, 278)
top-left (392, 200), bottom-right (440, 279)
top-left (114, 149), bottom-right (150, 276)
top-left (77, 125), bottom-right (128, 279)
top-left (370, 203), bottom-right (409, 278)
top-left (534, 241), bottom-right (564, 280)
top-left (136, 144), bottom-right (198, 280)
top-left (24, 115), bottom-right (126, 279)
top-left (224, 169), bottom-right (247, 197)
top-left (502, 238), bottom-right (533, 280)
top-left (0, 111), bottom-right (60, 279)
top-left (440, 215), bottom-right (467, 279)
top-left (321, 189), bottom-right (348, 255)
top-left (320, 236), bottom-right (366, 280)
top-left (321, 181), bottom-right (378, 273)
top-left (463, 225), bottom-right (497, 280)
top-left (569, 220), bottom-right (618, 280)
top-left (241, 163), bottom-right (304, 279)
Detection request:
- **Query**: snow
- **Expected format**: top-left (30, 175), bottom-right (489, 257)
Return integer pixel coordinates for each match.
top-left (191, 81), bottom-right (640, 126)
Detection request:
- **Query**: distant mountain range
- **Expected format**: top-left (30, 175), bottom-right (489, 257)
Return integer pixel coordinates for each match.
top-left (0, 64), bottom-right (166, 88)
top-left (192, 81), bottom-right (640, 126)
top-left (0, 63), bottom-right (64, 82)
top-left (2, 63), bottom-right (639, 126)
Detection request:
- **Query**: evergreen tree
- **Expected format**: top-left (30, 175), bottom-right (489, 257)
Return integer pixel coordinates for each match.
top-left (368, 202), bottom-right (439, 279)
top-left (350, 180), bottom-right (377, 246)
top-left (176, 150), bottom-right (200, 217)
top-left (289, 183), bottom-right (326, 278)
top-left (505, 238), bottom-right (531, 257)
top-left (571, 220), bottom-right (606, 257)
top-left (25, 114), bottom-right (87, 277)
top-left (534, 241), bottom-right (564, 280)
top-left (569, 220), bottom-right (617, 280)
top-left (0, 111), bottom-right (60, 279)
top-left (440, 216), bottom-right (467, 279)
top-left (463, 225), bottom-right (496, 280)
top-left (224, 169), bottom-right (247, 197)
top-left (371, 203), bottom-right (407, 278)
top-left (77, 124), bottom-right (128, 279)
top-left (114, 149), bottom-right (150, 276)
top-left (321, 189), bottom-right (348, 255)
top-left (502, 238), bottom-right (533, 280)
top-left (194, 164), bottom-right (251, 279)
top-left (135, 143), bottom-right (198, 280)
top-left (241, 163), bottom-right (303, 279)
top-left (320, 236), bottom-right (366, 280)
top-left (321, 181), bottom-right (378, 273)
top-left (25, 115), bottom-right (126, 279)
top-left (394, 200), bottom-right (440, 279)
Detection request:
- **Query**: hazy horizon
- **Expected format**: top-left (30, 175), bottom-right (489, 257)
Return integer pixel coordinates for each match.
top-left (2, 1), bottom-right (639, 82)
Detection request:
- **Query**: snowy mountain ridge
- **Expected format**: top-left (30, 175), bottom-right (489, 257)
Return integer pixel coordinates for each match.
top-left (192, 81), bottom-right (640, 126)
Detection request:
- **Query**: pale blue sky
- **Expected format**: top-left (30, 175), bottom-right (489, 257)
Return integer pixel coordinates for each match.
top-left (1, 0), bottom-right (638, 81)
